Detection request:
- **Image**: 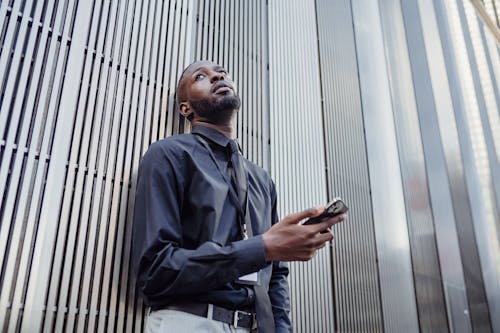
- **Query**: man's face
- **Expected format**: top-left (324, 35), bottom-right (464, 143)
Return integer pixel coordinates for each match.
top-left (177, 61), bottom-right (241, 124)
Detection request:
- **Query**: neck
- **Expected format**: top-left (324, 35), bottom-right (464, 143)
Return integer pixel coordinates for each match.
top-left (191, 119), bottom-right (235, 139)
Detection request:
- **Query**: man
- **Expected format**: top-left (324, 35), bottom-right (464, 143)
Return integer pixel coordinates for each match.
top-left (132, 60), bottom-right (346, 333)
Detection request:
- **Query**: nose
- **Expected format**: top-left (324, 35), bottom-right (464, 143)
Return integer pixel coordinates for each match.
top-left (210, 71), bottom-right (225, 83)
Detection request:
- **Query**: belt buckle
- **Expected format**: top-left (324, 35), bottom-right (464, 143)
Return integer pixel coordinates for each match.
top-left (233, 310), bottom-right (251, 328)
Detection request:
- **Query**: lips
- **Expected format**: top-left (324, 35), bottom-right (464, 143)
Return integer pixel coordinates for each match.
top-left (212, 82), bottom-right (233, 94)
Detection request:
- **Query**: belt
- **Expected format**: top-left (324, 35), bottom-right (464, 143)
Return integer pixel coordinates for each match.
top-left (153, 302), bottom-right (256, 329)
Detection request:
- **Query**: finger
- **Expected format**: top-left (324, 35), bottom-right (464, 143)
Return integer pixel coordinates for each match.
top-left (315, 231), bottom-right (334, 245)
top-left (303, 218), bottom-right (337, 234)
top-left (316, 242), bottom-right (327, 250)
top-left (313, 213), bottom-right (347, 231)
top-left (282, 206), bottom-right (323, 225)
top-left (320, 227), bottom-right (335, 238)
top-left (328, 213), bottom-right (347, 225)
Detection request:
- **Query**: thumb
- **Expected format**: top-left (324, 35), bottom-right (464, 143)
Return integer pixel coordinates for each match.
top-left (282, 206), bottom-right (323, 224)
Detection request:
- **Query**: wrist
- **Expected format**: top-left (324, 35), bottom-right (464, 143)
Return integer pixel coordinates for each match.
top-left (262, 232), bottom-right (275, 262)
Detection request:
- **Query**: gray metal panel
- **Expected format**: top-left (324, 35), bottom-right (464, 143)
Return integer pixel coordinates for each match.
top-left (2, 0), bottom-right (83, 331)
top-left (482, 0), bottom-right (500, 26)
top-left (388, 0), bottom-right (475, 331)
top-left (351, 0), bottom-right (420, 331)
top-left (377, 0), bottom-right (452, 331)
top-left (268, 1), bottom-right (332, 331)
top-left (448, 0), bottom-right (500, 330)
top-left (463, 1), bottom-right (500, 228)
top-left (433, 1), bottom-right (497, 332)
top-left (1, 0), bottom-right (269, 331)
top-left (1, 1), bottom-right (499, 332)
top-left (314, 0), bottom-right (384, 331)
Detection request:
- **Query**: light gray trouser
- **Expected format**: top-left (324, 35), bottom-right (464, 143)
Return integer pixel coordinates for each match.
top-left (145, 307), bottom-right (252, 333)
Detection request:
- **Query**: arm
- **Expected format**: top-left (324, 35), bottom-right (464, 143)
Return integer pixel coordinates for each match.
top-left (264, 181), bottom-right (348, 332)
top-left (132, 143), bottom-right (267, 306)
top-left (269, 261), bottom-right (291, 332)
top-left (267, 181), bottom-right (292, 332)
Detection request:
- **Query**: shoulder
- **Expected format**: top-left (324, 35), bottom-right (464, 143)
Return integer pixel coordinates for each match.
top-left (149, 133), bottom-right (197, 152)
top-left (143, 134), bottom-right (197, 158)
top-left (243, 158), bottom-right (275, 188)
top-left (139, 134), bottom-right (200, 170)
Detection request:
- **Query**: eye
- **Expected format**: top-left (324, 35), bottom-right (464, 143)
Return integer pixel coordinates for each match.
top-left (195, 73), bottom-right (205, 81)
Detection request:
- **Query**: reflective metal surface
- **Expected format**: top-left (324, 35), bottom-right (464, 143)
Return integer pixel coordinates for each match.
top-left (315, 0), bottom-right (384, 331)
top-left (351, 0), bottom-right (420, 331)
top-left (433, 0), bottom-right (495, 331)
top-left (268, 1), bottom-right (332, 331)
top-left (379, 0), bottom-right (456, 331)
top-left (439, 0), bottom-right (500, 330)
top-left (394, 0), bottom-right (473, 331)
top-left (1, 1), bottom-right (499, 332)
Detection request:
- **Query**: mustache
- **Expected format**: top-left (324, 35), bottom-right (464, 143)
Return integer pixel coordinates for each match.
top-left (211, 81), bottom-right (234, 93)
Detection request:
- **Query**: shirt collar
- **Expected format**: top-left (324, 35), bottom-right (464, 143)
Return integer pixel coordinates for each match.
top-left (191, 125), bottom-right (231, 148)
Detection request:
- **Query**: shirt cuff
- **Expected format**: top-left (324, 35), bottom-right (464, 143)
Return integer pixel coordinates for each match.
top-left (233, 235), bottom-right (267, 275)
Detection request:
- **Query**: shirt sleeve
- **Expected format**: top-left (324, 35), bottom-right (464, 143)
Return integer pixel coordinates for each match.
top-left (132, 142), bottom-right (268, 306)
top-left (267, 180), bottom-right (292, 332)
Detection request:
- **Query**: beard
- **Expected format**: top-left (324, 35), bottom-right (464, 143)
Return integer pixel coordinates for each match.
top-left (190, 94), bottom-right (241, 124)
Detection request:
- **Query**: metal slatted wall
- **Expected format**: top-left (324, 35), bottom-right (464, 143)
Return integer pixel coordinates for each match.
top-left (268, 1), bottom-right (333, 332)
top-left (433, 0), bottom-right (500, 330)
top-left (361, 0), bottom-right (500, 331)
top-left (433, 1), bottom-right (496, 331)
top-left (354, 0), bottom-right (500, 331)
top-left (481, 0), bottom-right (500, 27)
top-left (382, 0), bottom-right (474, 331)
top-left (351, 0), bottom-right (421, 331)
top-left (0, 0), bottom-right (271, 331)
top-left (314, 0), bottom-right (384, 332)
top-left (2, 0), bottom-right (500, 332)
top-left (450, 0), bottom-right (500, 329)
top-left (0, 0), bottom-right (83, 331)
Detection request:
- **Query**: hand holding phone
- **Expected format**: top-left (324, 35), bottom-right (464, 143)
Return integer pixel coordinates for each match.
top-left (302, 198), bottom-right (349, 226)
top-left (262, 202), bottom-right (348, 261)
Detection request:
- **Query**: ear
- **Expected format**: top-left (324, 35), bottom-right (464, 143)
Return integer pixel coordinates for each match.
top-left (179, 102), bottom-right (193, 119)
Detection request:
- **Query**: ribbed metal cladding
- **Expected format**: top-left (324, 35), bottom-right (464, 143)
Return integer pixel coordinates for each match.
top-left (386, 0), bottom-right (476, 331)
top-left (268, 1), bottom-right (333, 332)
top-left (314, 0), bottom-right (383, 332)
top-left (437, 0), bottom-right (500, 330)
top-left (377, 0), bottom-right (452, 331)
top-left (0, 0), bottom-right (84, 331)
top-left (432, 0), bottom-right (497, 330)
top-left (457, 0), bottom-right (500, 329)
top-left (463, 0), bottom-right (500, 220)
top-left (481, 0), bottom-right (500, 27)
top-left (351, 0), bottom-right (420, 332)
top-left (0, 0), bottom-right (267, 331)
top-left (2, 0), bottom-right (500, 332)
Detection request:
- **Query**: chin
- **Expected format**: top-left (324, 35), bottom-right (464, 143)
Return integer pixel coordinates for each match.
top-left (190, 95), bottom-right (241, 123)
top-left (218, 94), bottom-right (241, 110)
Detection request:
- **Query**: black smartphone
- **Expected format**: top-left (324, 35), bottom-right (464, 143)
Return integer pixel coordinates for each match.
top-left (302, 198), bottom-right (349, 225)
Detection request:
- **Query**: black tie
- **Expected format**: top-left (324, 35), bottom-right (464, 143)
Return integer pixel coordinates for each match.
top-left (228, 140), bottom-right (247, 215)
top-left (227, 140), bottom-right (275, 333)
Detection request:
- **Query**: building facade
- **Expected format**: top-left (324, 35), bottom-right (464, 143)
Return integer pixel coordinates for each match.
top-left (0, 0), bottom-right (499, 332)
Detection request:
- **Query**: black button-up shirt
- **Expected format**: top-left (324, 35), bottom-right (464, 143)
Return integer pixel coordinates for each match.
top-left (132, 125), bottom-right (291, 330)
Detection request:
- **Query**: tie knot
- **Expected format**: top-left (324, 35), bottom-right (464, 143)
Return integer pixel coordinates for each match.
top-left (228, 140), bottom-right (239, 154)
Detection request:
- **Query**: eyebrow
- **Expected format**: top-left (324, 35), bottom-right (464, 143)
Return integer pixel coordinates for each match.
top-left (191, 65), bottom-right (227, 75)
top-left (213, 65), bottom-right (226, 72)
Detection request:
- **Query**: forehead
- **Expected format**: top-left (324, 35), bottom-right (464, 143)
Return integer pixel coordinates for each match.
top-left (183, 61), bottom-right (227, 76)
